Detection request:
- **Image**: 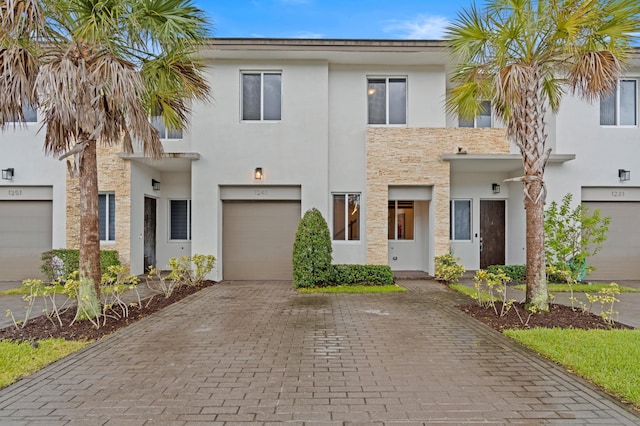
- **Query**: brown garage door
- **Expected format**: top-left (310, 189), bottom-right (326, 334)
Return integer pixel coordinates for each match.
top-left (0, 200), bottom-right (52, 281)
top-left (583, 201), bottom-right (640, 281)
top-left (223, 201), bottom-right (301, 280)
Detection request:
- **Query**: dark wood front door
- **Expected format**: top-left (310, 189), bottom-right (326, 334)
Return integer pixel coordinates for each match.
top-left (480, 200), bottom-right (505, 269)
top-left (144, 197), bottom-right (157, 272)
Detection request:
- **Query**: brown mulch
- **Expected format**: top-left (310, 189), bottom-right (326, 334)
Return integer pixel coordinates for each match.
top-left (0, 281), bottom-right (216, 342)
top-left (460, 301), bottom-right (633, 332)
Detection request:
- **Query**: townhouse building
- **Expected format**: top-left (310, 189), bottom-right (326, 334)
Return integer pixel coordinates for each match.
top-left (1, 38), bottom-right (638, 282)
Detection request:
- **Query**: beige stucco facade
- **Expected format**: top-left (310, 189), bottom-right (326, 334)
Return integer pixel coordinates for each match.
top-left (366, 127), bottom-right (509, 265)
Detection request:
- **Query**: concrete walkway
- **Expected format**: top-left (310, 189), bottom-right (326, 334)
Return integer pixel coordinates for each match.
top-left (0, 280), bottom-right (638, 425)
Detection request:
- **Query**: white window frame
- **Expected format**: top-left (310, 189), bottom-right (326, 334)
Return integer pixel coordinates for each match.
top-left (241, 71), bottom-right (282, 122)
top-left (150, 114), bottom-right (183, 140)
top-left (450, 199), bottom-right (472, 242)
top-left (367, 76), bottom-right (407, 126)
top-left (332, 193), bottom-right (361, 242)
top-left (99, 192), bottom-right (116, 242)
top-left (459, 100), bottom-right (492, 128)
top-left (169, 199), bottom-right (191, 241)
top-left (600, 79), bottom-right (638, 127)
top-left (388, 200), bottom-right (415, 241)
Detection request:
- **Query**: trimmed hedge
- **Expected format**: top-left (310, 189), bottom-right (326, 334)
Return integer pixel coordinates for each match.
top-left (487, 264), bottom-right (526, 284)
top-left (292, 208), bottom-right (333, 288)
top-left (41, 249), bottom-right (121, 281)
top-left (329, 264), bottom-right (394, 286)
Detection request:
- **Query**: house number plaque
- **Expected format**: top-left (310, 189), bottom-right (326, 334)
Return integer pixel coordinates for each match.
top-left (254, 189), bottom-right (268, 196)
top-left (611, 191), bottom-right (625, 197)
top-left (7, 189), bottom-right (22, 197)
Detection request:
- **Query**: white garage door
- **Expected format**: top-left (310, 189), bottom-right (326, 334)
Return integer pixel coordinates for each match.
top-left (0, 200), bottom-right (53, 281)
top-left (583, 201), bottom-right (640, 281)
top-left (223, 201), bottom-right (301, 280)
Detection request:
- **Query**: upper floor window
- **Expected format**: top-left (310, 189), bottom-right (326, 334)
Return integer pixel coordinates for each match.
top-left (459, 101), bottom-right (491, 128)
top-left (242, 72), bottom-right (282, 121)
top-left (368, 77), bottom-right (407, 125)
top-left (388, 200), bottom-right (414, 240)
top-left (450, 199), bottom-right (471, 241)
top-left (9, 104), bottom-right (37, 123)
top-left (151, 114), bottom-right (183, 139)
top-left (170, 199), bottom-right (191, 241)
top-left (99, 192), bottom-right (116, 242)
top-left (600, 79), bottom-right (637, 126)
top-left (333, 193), bottom-right (360, 241)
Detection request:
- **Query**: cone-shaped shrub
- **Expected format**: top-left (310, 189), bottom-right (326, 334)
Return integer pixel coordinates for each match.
top-left (292, 208), bottom-right (332, 288)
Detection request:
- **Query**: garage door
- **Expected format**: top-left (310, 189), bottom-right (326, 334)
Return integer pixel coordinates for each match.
top-left (582, 201), bottom-right (640, 281)
top-left (223, 201), bottom-right (301, 280)
top-left (0, 200), bottom-right (52, 281)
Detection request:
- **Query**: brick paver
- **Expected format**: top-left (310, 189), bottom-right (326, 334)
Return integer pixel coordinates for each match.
top-left (0, 280), bottom-right (638, 425)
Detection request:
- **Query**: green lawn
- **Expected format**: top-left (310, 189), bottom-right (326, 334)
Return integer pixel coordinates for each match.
top-left (0, 339), bottom-right (91, 389)
top-left (298, 284), bottom-right (407, 294)
top-left (0, 284), bottom-right (65, 296)
top-left (513, 283), bottom-right (640, 293)
top-left (505, 328), bottom-right (640, 408)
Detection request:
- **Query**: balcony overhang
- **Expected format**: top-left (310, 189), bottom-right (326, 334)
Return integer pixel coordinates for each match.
top-left (118, 152), bottom-right (200, 173)
top-left (441, 153), bottom-right (575, 173)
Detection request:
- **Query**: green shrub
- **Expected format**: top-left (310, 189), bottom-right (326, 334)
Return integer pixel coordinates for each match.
top-left (487, 264), bottom-right (526, 284)
top-left (434, 253), bottom-right (465, 284)
top-left (329, 264), bottom-right (394, 286)
top-left (41, 249), bottom-right (121, 282)
top-left (292, 208), bottom-right (332, 288)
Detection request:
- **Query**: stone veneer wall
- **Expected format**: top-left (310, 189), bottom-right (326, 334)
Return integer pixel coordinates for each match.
top-left (66, 144), bottom-right (131, 267)
top-left (366, 127), bottom-right (509, 266)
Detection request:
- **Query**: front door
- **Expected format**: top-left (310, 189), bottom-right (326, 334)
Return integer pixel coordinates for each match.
top-left (144, 197), bottom-right (156, 272)
top-left (480, 200), bottom-right (505, 269)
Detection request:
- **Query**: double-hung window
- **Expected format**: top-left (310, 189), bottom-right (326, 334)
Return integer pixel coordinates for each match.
top-left (367, 77), bottom-right (407, 125)
top-left (99, 193), bottom-right (116, 242)
top-left (600, 79), bottom-right (637, 126)
top-left (450, 199), bottom-right (471, 241)
top-left (459, 101), bottom-right (492, 128)
top-left (242, 72), bottom-right (282, 121)
top-left (333, 194), bottom-right (360, 241)
top-left (170, 199), bottom-right (191, 241)
top-left (388, 200), bottom-right (414, 240)
top-left (151, 114), bottom-right (183, 139)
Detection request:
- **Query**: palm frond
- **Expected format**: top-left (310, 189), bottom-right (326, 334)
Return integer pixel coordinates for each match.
top-left (568, 50), bottom-right (621, 102)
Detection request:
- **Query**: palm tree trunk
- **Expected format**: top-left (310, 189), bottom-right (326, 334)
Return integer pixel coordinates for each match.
top-left (515, 66), bottom-right (549, 312)
top-left (78, 137), bottom-right (102, 299)
top-left (524, 179), bottom-right (548, 311)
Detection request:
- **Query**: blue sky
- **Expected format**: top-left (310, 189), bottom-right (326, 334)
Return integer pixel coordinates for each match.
top-left (195, 0), bottom-right (476, 40)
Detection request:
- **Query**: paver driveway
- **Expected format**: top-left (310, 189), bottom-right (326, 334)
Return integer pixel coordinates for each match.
top-left (0, 280), bottom-right (638, 425)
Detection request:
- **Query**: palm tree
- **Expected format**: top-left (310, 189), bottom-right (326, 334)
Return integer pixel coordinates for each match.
top-left (0, 0), bottom-right (210, 318)
top-left (446, 0), bottom-right (639, 311)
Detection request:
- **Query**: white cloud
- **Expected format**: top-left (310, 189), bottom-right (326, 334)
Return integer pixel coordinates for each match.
top-left (291, 31), bottom-right (324, 39)
top-left (384, 15), bottom-right (450, 40)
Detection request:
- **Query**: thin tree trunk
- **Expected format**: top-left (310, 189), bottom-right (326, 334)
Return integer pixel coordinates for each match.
top-left (78, 138), bottom-right (102, 297)
top-left (524, 179), bottom-right (548, 311)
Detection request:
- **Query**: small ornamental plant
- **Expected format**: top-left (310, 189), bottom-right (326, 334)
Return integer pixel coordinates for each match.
top-left (434, 253), bottom-right (465, 284)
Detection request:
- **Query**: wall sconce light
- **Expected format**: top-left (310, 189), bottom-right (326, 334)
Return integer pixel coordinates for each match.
top-left (151, 179), bottom-right (160, 191)
top-left (618, 169), bottom-right (631, 182)
top-left (254, 167), bottom-right (263, 180)
top-left (2, 168), bottom-right (14, 180)
top-left (492, 183), bottom-right (500, 194)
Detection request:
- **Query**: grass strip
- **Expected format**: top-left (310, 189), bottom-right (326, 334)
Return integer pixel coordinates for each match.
top-left (505, 328), bottom-right (640, 408)
top-left (0, 285), bottom-right (65, 296)
top-left (513, 283), bottom-right (639, 293)
top-left (298, 284), bottom-right (407, 294)
top-left (0, 339), bottom-right (92, 389)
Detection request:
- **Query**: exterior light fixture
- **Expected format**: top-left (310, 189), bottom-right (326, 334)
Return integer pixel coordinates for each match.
top-left (492, 183), bottom-right (500, 194)
top-left (2, 168), bottom-right (14, 180)
top-left (619, 169), bottom-right (630, 182)
top-left (254, 167), bottom-right (263, 180)
top-left (152, 179), bottom-right (160, 191)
